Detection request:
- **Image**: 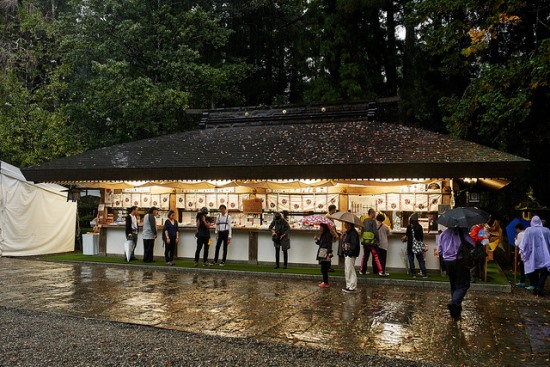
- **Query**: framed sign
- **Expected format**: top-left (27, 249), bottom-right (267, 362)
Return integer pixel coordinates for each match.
top-left (468, 192), bottom-right (480, 203)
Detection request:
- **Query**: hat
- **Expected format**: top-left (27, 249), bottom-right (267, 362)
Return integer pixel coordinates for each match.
top-left (200, 207), bottom-right (209, 214)
top-left (409, 213), bottom-right (419, 221)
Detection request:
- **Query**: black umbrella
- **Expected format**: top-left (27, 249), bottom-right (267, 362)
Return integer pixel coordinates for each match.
top-left (437, 207), bottom-right (490, 229)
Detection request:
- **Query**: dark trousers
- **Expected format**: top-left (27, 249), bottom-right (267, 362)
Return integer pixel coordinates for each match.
top-left (164, 236), bottom-right (176, 262)
top-left (321, 261), bottom-right (330, 283)
top-left (528, 268), bottom-right (549, 295)
top-left (408, 252), bottom-right (427, 276)
top-left (143, 239), bottom-right (155, 262)
top-left (275, 246), bottom-right (288, 268)
top-left (214, 231), bottom-right (229, 263)
top-left (195, 236), bottom-right (210, 263)
top-left (445, 260), bottom-right (471, 308)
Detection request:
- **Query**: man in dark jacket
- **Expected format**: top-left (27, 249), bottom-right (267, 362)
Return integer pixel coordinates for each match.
top-left (342, 221), bottom-right (360, 292)
top-left (125, 206), bottom-right (138, 261)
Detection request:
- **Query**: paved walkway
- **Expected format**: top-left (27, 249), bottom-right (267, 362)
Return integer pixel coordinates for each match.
top-left (0, 257), bottom-right (548, 366)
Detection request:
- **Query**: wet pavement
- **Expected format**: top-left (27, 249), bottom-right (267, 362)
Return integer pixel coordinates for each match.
top-left (0, 257), bottom-right (548, 366)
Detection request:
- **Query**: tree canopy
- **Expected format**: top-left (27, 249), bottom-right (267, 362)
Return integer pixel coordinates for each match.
top-left (1, 0), bottom-right (548, 206)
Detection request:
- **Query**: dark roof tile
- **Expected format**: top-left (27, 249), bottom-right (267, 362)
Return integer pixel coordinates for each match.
top-left (23, 120), bottom-right (529, 182)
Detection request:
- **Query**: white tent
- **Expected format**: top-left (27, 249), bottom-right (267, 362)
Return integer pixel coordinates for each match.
top-left (0, 161), bottom-right (76, 256)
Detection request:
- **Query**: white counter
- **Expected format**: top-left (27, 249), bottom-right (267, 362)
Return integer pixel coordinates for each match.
top-left (103, 225), bottom-right (440, 270)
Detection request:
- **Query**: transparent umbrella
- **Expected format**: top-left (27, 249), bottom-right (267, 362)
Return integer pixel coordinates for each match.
top-left (329, 212), bottom-right (363, 227)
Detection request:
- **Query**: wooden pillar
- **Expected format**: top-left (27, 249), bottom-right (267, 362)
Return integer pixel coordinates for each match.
top-left (98, 226), bottom-right (107, 255)
top-left (248, 230), bottom-right (258, 264)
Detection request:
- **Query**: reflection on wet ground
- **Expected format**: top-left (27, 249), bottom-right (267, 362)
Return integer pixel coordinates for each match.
top-left (0, 258), bottom-right (548, 366)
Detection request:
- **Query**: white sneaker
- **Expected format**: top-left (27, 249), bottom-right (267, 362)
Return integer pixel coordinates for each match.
top-left (342, 288), bottom-right (356, 293)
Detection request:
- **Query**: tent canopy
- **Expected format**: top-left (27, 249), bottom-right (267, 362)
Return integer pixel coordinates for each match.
top-left (0, 161), bottom-right (76, 256)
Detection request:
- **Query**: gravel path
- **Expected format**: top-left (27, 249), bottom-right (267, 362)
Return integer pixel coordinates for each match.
top-left (0, 306), bottom-right (437, 367)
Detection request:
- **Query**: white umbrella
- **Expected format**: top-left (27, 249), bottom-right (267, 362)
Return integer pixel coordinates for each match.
top-left (124, 240), bottom-right (133, 262)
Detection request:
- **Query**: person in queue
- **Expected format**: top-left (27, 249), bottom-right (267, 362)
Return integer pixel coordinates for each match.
top-left (469, 221), bottom-right (490, 282)
top-left (360, 208), bottom-right (383, 276)
top-left (402, 213), bottom-right (427, 278)
top-left (376, 213), bottom-right (391, 276)
top-left (326, 204), bottom-right (339, 272)
top-left (195, 207), bottom-right (212, 266)
top-left (163, 210), bottom-right (179, 266)
top-left (124, 205), bottom-right (139, 261)
top-left (519, 216), bottom-right (550, 297)
top-left (142, 206), bottom-right (158, 263)
top-left (437, 226), bottom-right (475, 321)
top-left (213, 204), bottom-right (232, 266)
top-left (342, 221), bottom-right (360, 293)
top-left (315, 222), bottom-right (334, 287)
top-left (514, 223), bottom-right (528, 288)
top-left (269, 212), bottom-right (290, 269)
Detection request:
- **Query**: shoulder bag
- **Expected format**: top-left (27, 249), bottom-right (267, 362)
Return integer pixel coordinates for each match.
top-left (411, 228), bottom-right (426, 254)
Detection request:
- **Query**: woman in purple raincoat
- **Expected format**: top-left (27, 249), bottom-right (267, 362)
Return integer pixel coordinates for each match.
top-left (519, 216), bottom-right (550, 296)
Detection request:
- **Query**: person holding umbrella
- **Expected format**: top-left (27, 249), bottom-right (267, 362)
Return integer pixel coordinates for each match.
top-left (437, 207), bottom-right (489, 321)
top-left (124, 205), bottom-right (139, 261)
top-left (330, 212), bottom-right (362, 293)
top-left (438, 226), bottom-right (475, 321)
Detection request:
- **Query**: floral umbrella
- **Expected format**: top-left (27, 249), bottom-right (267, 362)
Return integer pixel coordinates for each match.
top-left (299, 214), bottom-right (334, 227)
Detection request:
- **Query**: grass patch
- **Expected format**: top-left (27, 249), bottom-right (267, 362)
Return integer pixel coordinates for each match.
top-left (42, 253), bottom-right (339, 276)
top-left (485, 262), bottom-right (509, 285)
top-left (39, 253), bottom-right (509, 285)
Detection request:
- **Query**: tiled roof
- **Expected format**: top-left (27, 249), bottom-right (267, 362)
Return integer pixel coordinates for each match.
top-left (23, 118), bottom-right (528, 182)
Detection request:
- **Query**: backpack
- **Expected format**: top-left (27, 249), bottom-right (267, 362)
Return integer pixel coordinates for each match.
top-left (361, 231), bottom-right (376, 246)
top-left (457, 231), bottom-right (486, 268)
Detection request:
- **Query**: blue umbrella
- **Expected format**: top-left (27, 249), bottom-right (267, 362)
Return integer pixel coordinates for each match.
top-left (505, 218), bottom-right (530, 246)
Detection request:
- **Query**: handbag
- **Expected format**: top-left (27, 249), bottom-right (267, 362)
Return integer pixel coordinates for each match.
top-left (317, 247), bottom-right (328, 260)
top-left (411, 229), bottom-right (426, 254)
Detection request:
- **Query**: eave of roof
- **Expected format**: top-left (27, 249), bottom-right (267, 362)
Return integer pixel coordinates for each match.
top-left (22, 120), bottom-right (529, 183)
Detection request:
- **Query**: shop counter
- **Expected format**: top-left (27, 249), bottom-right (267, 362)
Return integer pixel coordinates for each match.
top-left (103, 225), bottom-right (440, 270)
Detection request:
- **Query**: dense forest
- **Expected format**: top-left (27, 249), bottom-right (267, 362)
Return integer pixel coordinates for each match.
top-left (1, 0), bottom-right (549, 210)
